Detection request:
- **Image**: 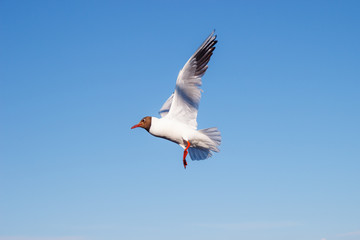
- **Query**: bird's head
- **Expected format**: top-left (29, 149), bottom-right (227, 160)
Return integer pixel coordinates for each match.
top-left (131, 116), bottom-right (151, 131)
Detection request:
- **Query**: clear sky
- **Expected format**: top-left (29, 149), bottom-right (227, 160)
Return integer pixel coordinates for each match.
top-left (1, 1), bottom-right (359, 240)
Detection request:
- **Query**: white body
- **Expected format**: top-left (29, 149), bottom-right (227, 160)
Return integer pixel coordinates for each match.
top-left (134, 32), bottom-right (221, 161)
top-left (149, 117), bottom-right (216, 150)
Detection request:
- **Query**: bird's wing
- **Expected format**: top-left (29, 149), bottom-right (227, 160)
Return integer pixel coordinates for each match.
top-left (162, 31), bottom-right (217, 128)
top-left (159, 93), bottom-right (174, 117)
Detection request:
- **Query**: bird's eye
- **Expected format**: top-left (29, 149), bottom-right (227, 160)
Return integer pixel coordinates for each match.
top-left (142, 119), bottom-right (146, 122)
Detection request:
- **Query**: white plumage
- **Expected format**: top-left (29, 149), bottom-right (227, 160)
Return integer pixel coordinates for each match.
top-left (131, 31), bottom-right (221, 168)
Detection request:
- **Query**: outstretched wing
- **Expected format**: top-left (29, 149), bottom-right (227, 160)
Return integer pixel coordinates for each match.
top-left (160, 31), bottom-right (217, 128)
top-left (159, 93), bottom-right (174, 117)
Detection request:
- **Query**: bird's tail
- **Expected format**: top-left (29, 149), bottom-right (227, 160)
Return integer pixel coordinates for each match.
top-left (188, 127), bottom-right (221, 161)
top-left (199, 127), bottom-right (221, 152)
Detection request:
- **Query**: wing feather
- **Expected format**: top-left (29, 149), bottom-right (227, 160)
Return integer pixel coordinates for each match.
top-left (161, 31), bottom-right (217, 128)
top-left (159, 93), bottom-right (174, 117)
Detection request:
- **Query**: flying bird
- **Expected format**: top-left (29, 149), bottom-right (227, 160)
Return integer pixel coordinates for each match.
top-left (131, 31), bottom-right (221, 169)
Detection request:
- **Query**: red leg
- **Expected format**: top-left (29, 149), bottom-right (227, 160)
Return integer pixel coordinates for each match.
top-left (183, 140), bottom-right (190, 169)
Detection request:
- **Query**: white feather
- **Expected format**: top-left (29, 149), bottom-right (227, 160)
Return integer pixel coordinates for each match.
top-left (159, 31), bottom-right (217, 129)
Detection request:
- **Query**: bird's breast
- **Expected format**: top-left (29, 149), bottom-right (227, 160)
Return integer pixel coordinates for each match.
top-left (149, 117), bottom-right (194, 145)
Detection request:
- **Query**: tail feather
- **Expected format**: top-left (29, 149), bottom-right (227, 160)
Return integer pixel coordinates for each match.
top-left (188, 127), bottom-right (221, 161)
top-left (199, 127), bottom-right (221, 152)
top-left (189, 147), bottom-right (212, 161)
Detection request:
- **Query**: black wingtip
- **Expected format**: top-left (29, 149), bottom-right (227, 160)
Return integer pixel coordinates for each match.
top-left (209, 29), bottom-right (216, 38)
top-left (212, 30), bottom-right (217, 41)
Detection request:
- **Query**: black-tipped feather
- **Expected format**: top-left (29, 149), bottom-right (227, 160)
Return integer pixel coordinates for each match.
top-left (193, 38), bottom-right (217, 78)
top-left (161, 31), bottom-right (217, 128)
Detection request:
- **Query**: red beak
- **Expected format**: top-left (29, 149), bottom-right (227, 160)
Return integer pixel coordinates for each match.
top-left (131, 123), bottom-right (141, 129)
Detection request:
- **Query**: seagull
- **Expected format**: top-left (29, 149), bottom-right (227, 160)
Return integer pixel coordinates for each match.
top-left (131, 31), bottom-right (221, 169)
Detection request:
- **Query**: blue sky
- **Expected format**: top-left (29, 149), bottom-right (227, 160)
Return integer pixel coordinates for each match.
top-left (0, 1), bottom-right (359, 240)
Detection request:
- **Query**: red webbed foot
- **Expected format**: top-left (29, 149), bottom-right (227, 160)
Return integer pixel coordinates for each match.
top-left (183, 140), bottom-right (190, 169)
